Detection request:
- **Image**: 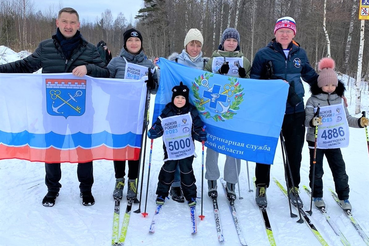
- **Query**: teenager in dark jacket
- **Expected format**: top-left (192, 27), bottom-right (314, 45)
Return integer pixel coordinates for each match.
top-left (0, 7), bottom-right (109, 207)
top-left (107, 28), bottom-right (158, 202)
top-left (305, 57), bottom-right (368, 210)
top-left (251, 17), bottom-right (318, 208)
top-left (148, 82), bottom-right (207, 206)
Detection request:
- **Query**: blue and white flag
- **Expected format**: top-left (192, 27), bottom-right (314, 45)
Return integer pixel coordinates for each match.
top-left (0, 73), bottom-right (147, 163)
top-left (154, 58), bottom-right (289, 164)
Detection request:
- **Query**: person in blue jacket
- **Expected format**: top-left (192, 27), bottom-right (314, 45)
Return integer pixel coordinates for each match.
top-left (251, 17), bottom-right (318, 208)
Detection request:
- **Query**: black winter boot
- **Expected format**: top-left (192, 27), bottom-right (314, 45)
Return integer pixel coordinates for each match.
top-left (80, 191), bottom-right (95, 206)
top-left (170, 186), bottom-right (185, 203)
top-left (42, 191), bottom-right (59, 207)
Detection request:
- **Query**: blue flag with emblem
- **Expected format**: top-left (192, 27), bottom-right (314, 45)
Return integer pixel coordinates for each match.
top-left (154, 58), bottom-right (289, 164)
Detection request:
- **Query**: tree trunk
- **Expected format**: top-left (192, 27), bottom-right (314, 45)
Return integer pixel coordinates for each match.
top-left (355, 20), bottom-right (365, 114)
top-left (250, 0), bottom-right (256, 63)
top-left (344, 0), bottom-right (357, 77)
top-left (322, 0), bottom-right (331, 57)
top-left (234, 0), bottom-right (240, 29)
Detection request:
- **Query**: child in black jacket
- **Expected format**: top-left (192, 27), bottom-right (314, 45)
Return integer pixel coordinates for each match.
top-left (148, 82), bottom-right (207, 206)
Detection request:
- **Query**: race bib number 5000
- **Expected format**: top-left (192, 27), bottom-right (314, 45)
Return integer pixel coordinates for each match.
top-left (161, 113), bottom-right (195, 160)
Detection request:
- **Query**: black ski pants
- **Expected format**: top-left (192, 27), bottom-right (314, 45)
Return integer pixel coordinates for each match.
top-left (308, 143), bottom-right (349, 200)
top-left (114, 160), bottom-right (140, 180)
top-left (156, 156), bottom-right (196, 202)
top-left (45, 162), bottom-right (94, 193)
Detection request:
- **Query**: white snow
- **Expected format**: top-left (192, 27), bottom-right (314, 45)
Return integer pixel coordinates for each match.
top-left (1, 47), bottom-right (369, 246)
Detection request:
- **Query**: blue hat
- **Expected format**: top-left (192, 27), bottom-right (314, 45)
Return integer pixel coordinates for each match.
top-left (220, 28), bottom-right (240, 46)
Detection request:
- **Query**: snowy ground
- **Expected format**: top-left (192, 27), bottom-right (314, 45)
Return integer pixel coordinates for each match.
top-left (1, 46), bottom-right (369, 246)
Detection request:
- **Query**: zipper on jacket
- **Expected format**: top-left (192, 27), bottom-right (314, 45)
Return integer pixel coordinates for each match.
top-left (327, 94), bottom-right (331, 105)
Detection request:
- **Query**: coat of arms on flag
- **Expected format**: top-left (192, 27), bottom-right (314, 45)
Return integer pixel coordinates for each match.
top-left (46, 79), bottom-right (86, 118)
top-left (192, 73), bottom-right (244, 122)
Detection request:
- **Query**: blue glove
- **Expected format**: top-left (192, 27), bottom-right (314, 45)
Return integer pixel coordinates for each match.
top-left (147, 124), bottom-right (163, 139)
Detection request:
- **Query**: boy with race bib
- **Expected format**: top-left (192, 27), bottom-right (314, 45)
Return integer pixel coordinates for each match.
top-left (305, 57), bottom-right (369, 210)
top-left (148, 82), bottom-right (207, 206)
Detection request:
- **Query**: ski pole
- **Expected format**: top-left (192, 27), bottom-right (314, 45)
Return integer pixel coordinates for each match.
top-left (280, 131), bottom-right (303, 223)
top-left (134, 126), bottom-right (147, 213)
top-left (199, 127), bottom-right (206, 220)
top-left (307, 106), bottom-right (320, 216)
top-left (235, 158), bottom-right (243, 199)
top-left (134, 88), bottom-right (150, 213)
top-left (363, 111), bottom-right (369, 155)
top-left (142, 138), bottom-right (154, 217)
top-left (246, 161), bottom-right (253, 192)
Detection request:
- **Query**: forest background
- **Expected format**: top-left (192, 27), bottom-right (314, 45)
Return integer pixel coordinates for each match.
top-left (0, 0), bottom-right (368, 82)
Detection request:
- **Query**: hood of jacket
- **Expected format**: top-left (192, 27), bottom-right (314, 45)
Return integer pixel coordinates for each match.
top-left (310, 79), bottom-right (345, 97)
top-left (119, 48), bottom-right (146, 63)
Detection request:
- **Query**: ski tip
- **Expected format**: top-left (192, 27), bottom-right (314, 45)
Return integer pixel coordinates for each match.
top-left (218, 236), bottom-right (225, 242)
top-left (142, 212), bottom-right (149, 217)
top-left (199, 215), bottom-right (205, 220)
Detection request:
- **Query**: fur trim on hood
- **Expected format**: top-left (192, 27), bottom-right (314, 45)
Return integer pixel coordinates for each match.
top-left (310, 79), bottom-right (345, 97)
top-left (168, 52), bottom-right (179, 61)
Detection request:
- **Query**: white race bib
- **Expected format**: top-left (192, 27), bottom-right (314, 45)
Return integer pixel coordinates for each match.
top-left (124, 58), bottom-right (149, 80)
top-left (212, 57), bottom-right (243, 77)
top-left (161, 113), bottom-right (195, 160)
top-left (317, 103), bottom-right (349, 149)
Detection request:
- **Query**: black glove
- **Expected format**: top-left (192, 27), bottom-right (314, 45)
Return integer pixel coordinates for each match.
top-left (260, 61), bottom-right (273, 79)
top-left (199, 130), bottom-right (207, 142)
top-left (145, 69), bottom-right (155, 90)
top-left (260, 61), bottom-right (283, 80)
top-left (287, 82), bottom-right (302, 106)
top-left (238, 67), bottom-right (246, 78)
top-left (218, 62), bottom-right (229, 75)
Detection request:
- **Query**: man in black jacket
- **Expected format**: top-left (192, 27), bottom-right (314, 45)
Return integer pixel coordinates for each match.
top-left (0, 7), bottom-right (109, 207)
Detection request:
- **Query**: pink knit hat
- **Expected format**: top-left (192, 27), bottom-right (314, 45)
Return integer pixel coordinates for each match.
top-left (274, 17), bottom-right (297, 35)
top-left (317, 57), bottom-right (338, 88)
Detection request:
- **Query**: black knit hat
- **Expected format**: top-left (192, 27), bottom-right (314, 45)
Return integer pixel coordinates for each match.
top-left (171, 82), bottom-right (189, 104)
top-left (123, 28), bottom-right (143, 50)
